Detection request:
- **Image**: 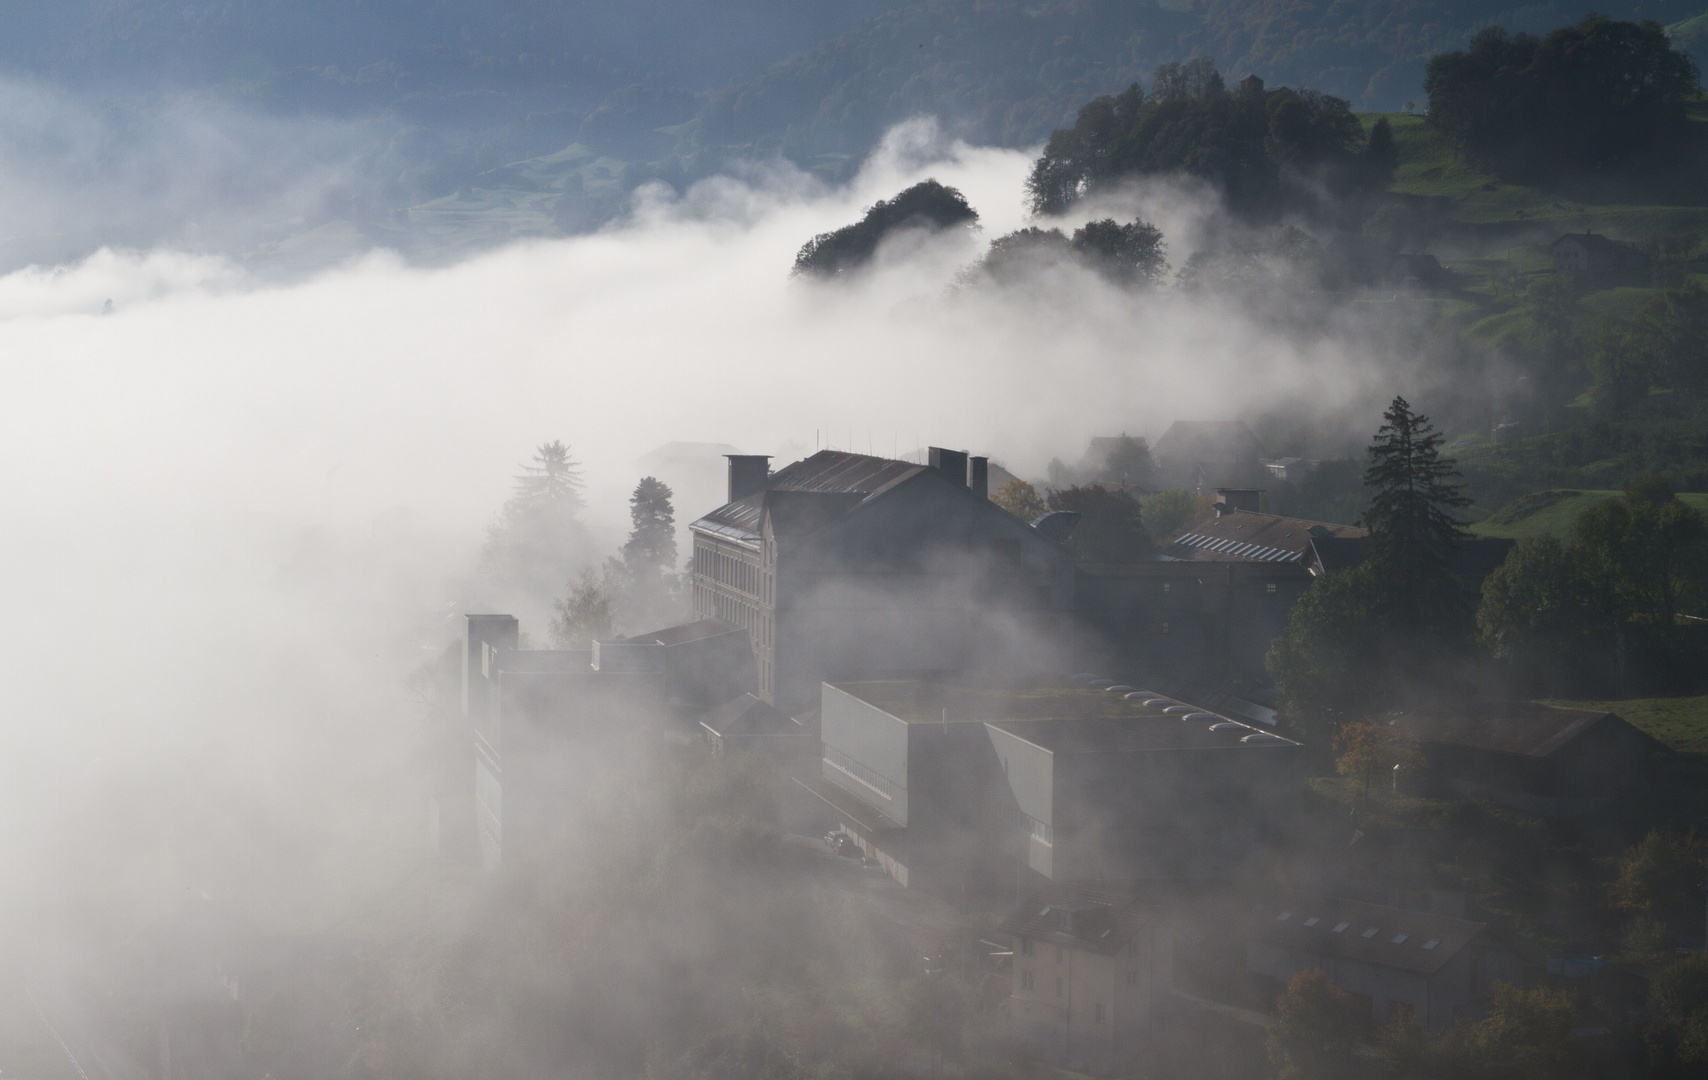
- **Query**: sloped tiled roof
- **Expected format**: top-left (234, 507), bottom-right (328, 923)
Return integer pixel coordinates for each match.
top-left (997, 899), bottom-right (1151, 956)
top-left (1254, 895), bottom-right (1485, 975)
top-left (1163, 510), bottom-right (1365, 563)
top-left (689, 450), bottom-right (928, 543)
top-left (1395, 703), bottom-right (1663, 758)
top-left (1153, 420), bottom-right (1266, 465)
top-left (699, 693), bottom-right (807, 739)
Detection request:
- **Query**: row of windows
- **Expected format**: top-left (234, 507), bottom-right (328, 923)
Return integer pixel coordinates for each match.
top-left (824, 748), bottom-right (892, 799)
top-left (695, 544), bottom-right (765, 599)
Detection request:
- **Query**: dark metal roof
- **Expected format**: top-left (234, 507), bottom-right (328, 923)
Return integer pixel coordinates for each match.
top-left (1395, 703), bottom-right (1662, 758)
top-left (996, 899), bottom-right (1151, 956)
top-left (1153, 420), bottom-right (1266, 465)
top-left (616, 617), bottom-right (743, 647)
top-left (1253, 895), bottom-right (1485, 976)
top-left (689, 450), bottom-right (929, 543)
top-left (1164, 510), bottom-right (1365, 563)
top-left (699, 693), bottom-right (808, 739)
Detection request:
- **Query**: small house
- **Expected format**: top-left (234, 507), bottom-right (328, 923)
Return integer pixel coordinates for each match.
top-left (1248, 896), bottom-right (1518, 1031)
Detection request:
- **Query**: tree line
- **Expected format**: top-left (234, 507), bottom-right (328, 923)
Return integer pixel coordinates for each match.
top-left (480, 440), bottom-right (688, 645)
top-left (1269, 397), bottom-right (1708, 739)
top-left (1423, 16), bottom-right (1700, 184)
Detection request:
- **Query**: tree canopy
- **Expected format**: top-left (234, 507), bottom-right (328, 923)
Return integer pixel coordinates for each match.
top-left (1269, 398), bottom-right (1475, 736)
top-left (1361, 395), bottom-right (1471, 624)
top-left (793, 179), bottom-right (978, 276)
top-left (1024, 59), bottom-right (1385, 221)
top-left (1423, 16), bottom-right (1700, 181)
top-left (481, 441), bottom-right (592, 597)
top-left (1046, 484), bottom-right (1152, 562)
top-left (963, 218), bottom-right (1168, 288)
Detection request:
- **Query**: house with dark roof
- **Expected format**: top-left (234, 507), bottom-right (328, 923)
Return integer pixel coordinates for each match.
top-left (698, 692), bottom-right (813, 760)
top-left (688, 449), bottom-right (1075, 709)
top-left (1073, 491), bottom-right (1367, 688)
top-left (1304, 533), bottom-right (1516, 593)
top-left (1152, 421), bottom-right (1270, 492)
top-left (1248, 896), bottom-right (1519, 1031)
top-left (1551, 232), bottom-right (1649, 281)
top-left (999, 896), bottom-right (1173, 1074)
top-left (1395, 703), bottom-right (1669, 817)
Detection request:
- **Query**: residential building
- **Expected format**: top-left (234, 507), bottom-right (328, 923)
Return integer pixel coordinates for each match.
top-left (1074, 492), bottom-right (1366, 687)
top-left (1001, 897), bottom-right (1174, 1075)
top-left (1248, 896), bottom-right (1519, 1031)
top-left (1394, 703), bottom-right (1669, 817)
top-left (687, 448), bottom-right (1075, 709)
top-left (1152, 421), bottom-right (1270, 493)
top-left (699, 692), bottom-right (814, 760)
top-left (456, 612), bottom-right (751, 867)
top-left (1551, 232), bottom-right (1649, 280)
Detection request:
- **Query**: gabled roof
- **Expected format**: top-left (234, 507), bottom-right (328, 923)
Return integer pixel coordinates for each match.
top-left (1153, 420), bottom-right (1266, 465)
top-left (689, 450), bottom-right (928, 544)
top-left (1307, 535), bottom-right (1516, 581)
top-left (1254, 895), bottom-right (1485, 976)
top-left (998, 899), bottom-right (1151, 956)
top-left (1395, 703), bottom-right (1665, 758)
top-left (616, 618), bottom-right (743, 647)
top-left (1550, 232), bottom-right (1636, 253)
top-left (699, 693), bottom-right (807, 739)
top-left (1163, 509), bottom-right (1365, 564)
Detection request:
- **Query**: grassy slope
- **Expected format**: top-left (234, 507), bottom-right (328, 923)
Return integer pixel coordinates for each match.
top-left (1467, 490), bottom-right (1708, 539)
top-left (1373, 108), bottom-right (1708, 235)
top-left (1541, 695), bottom-right (1708, 754)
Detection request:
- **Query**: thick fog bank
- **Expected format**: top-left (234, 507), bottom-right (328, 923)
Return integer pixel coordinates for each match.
top-left (0, 121), bottom-right (1440, 968)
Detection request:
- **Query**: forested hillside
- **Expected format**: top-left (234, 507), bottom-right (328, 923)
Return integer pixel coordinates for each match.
top-left (1191, 0), bottom-right (1703, 108)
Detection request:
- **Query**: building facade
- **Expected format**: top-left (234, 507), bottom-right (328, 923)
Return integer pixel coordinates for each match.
top-left (1002, 899), bottom-right (1174, 1075)
top-left (1247, 896), bottom-right (1518, 1032)
top-left (688, 449), bottom-right (1075, 709)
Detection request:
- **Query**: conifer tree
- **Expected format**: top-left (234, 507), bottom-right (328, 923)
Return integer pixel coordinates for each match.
top-left (481, 441), bottom-right (591, 597)
top-left (1361, 396), bottom-right (1469, 624)
top-left (620, 476), bottom-right (681, 631)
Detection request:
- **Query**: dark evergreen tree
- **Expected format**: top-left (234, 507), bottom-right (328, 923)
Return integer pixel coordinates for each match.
top-left (620, 476), bottom-right (682, 631)
top-left (1361, 116), bottom-right (1397, 190)
top-left (623, 476), bottom-right (678, 574)
top-left (1361, 396), bottom-right (1470, 625)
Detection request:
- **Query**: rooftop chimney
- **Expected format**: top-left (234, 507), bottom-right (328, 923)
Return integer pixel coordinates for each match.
top-left (969, 456), bottom-right (989, 499)
top-left (928, 447), bottom-right (968, 487)
top-left (1214, 488), bottom-right (1263, 516)
top-left (725, 455), bottom-right (771, 502)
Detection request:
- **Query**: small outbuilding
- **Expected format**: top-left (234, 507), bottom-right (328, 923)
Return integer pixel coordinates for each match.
top-left (1248, 896), bottom-right (1518, 1031)
top-left (1550, 232), bottom-right (1649, 281)
top-left (1395, 703), bottom-right (1668, 817)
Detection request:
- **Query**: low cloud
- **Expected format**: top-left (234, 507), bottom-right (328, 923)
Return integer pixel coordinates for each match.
top-left (0, 115), bottom-right (1443, 964)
